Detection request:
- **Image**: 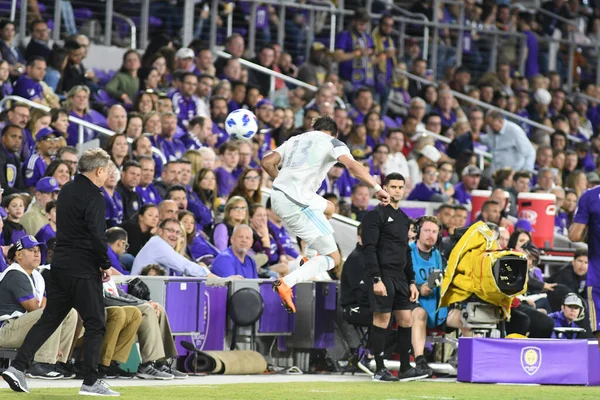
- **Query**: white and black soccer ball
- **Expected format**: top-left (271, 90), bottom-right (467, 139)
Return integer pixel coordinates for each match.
top-left (225, 109), bottom-right (259, 140)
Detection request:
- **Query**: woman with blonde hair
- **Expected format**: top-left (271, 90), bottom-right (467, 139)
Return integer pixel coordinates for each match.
top-left (565, 170), bottom-right (588, 197)
top-left (183, 149), bottom-right (203, 177)
top-left (23, 108), bottom-right (52, 159)
top-left (64, 85), bottom-right (97, 146)
top-left (211, 196), bottom-right (248, 251)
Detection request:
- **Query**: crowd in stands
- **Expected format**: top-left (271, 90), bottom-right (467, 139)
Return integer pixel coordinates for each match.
top-left (0, 0), bottom-right (595, 378)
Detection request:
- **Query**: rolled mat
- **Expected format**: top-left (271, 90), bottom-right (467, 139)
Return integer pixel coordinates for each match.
top-left (193, 350), bottom-right (267, 375)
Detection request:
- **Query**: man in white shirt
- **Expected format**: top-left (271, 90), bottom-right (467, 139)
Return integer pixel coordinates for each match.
top-left (383, 129), bottom-right (411, 188)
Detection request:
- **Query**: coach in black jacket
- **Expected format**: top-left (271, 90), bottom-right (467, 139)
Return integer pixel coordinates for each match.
top-left (4, 148), bottom-right (118, 396)
top-left (360, 172), bottom-right (426, 381)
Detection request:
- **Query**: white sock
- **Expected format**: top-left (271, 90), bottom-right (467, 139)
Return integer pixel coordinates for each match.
top-left (283, 256), bottom-right (333, 288)
top-left (304, 247), bottom-right (318, 260)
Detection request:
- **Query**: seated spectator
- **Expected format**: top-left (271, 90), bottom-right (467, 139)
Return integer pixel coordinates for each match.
top-left (141, 264), bottom-right (165, 276)
top-left (97, 305), bottom-right (141, 379)
top-left (101, 162), bottom-right (124, 228)
top-left (12, 56), bottom-right (45, 102)
top-left (548, 248), bottom-right (587, 296)
top-left (64, 85), bottom-right (96, 146)
top-left (212, 196), bottom-right (249, 251)
top-left (131, 218), bottom-right (214, 277)
top-left (25, 20), bottom-right (51, 61)
top-left (178, 210), bottom-right (218, 263)
top-left (318, 163), bottom-right (353, 199)
top-left (450, 205), bottom-right (469, 234)
top-left (407, 164), bottom-right (448, 202)
top-left (105, 50), bottom-right (141, 105)
top-left (55, 146), bottom-right (78, 176)
top-left (211, 224), bottom-right (256, 279)
top-left (102, 276), bottom-right (187, 379)
top-left (0, 235), bottom-right (77, 379)
top-left (214, 141), bottom-right (240, 197)
top-left (106, 133), bottom-right (130, 171)
top-left (229, 168), bottom-right (262, 207)
top-left (44, 47), bottom-right (66, 92)
top-left (498, 227), bottom-right (510, 248)
top-left (407, 144), bottom-right (441, 186)
top-left (0, 20), bottom-right (25, 72)
top-left (44, 160), bottom-right (71, 189)
top-left (23, 128), bottom-right (60, 189)
top-left (164, 184), bottom-right (204, 231)
top-left (22, 108), bottom-right (50, 161)
top-left (0, 125), bottom-right (25, 195)
top-left (154, 161), bottom-right (181, 199)
top-left (120, 203), bottom-right (159, 257)
top-left (410, 217), bottom-right (447, 377)
top-left (453, 165), bottom-right (481, 205)
top-left (171, 72), bottom-right (205, 129)
top-left (265, 197), bottom-right (299, 263)
top-left (233, 140), bottom-right (258, 178)
top-left (346, 124), bottom-right (373, 160)
top-left (0, 59), bottom-right (12, 98)
top-left (106, 227), bottom-right (132, 275)
top-left (180, 117), bottom-right (206, 150)
top-left (21, 177), bottom-right (59, 235)
top-left (350, 183), bottom-right (371, 222)
top-left (210, 95), bottom-right (230, 147)
top-left (35, 199), bottom-right (56, 246)
top-left (135, 156), bottom-right (162, 205)
top-left (549, 293), bottom-right (585, 339)
top-left (2, 194), bottom-right (27, 246)
top-left (59, 40), bottom-right (95, 93)
top-left (192, 168), bottom-right (217, 233)
top-left (133, 92), bottom-right (155, 115)
top-left (116, 160), bottom-right (142, 222)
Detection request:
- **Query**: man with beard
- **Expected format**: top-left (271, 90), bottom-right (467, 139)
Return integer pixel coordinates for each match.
top-left (210, 96), bottom-right (230, 149)
top-left (23, 128), bottom-right (59, 189)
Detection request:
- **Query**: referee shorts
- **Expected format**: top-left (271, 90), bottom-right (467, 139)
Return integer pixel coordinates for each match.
top-left (368, 275), bottom-right (418, 314)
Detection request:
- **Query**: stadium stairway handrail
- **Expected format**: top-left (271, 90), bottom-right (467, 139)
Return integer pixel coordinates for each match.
top-left (0, 95), bottom-right (167, 165)
top-left (395, 69), bottom-right (583, 144)
top-left (113, 12), bottom-right (137, 50)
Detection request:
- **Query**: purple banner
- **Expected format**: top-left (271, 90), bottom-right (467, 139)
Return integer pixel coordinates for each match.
top-left (175, 285), bottom-right (227, 355)
top-left (458, 338), bottom-right (597, 385)
top-left (258, 282), bottom-right (295, 334)
top-left (166, 281), bottom-right (199, 333)
top-left (314, 282), bottom-right (336, 349)
top-left (401, 207), bottom-right (427, 219)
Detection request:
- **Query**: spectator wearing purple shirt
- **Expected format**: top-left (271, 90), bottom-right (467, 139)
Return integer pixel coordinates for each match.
top-left (318, 163), bottom-right (353, 198)
top-left (180, 116), bottom-right (208, 151)
top-left (407, 165), bottom-right (448, 202)
top-left (228, 81), bottom-right (246, 113)
top-left (212, 196), bottom-right (248, 251)
top-left (266, 198), bottom-right (299, 262)
top-left (367, 144), bottom-right (389, 185)
top-left (157, 112), bottom-right (186, 161)
top-left (210, 96), bottom-right (230, 148)
top-left (347, 87), bottom-right (373, 125)
top-left (518, 12), bottom-right (539, 79)
top-left (434, 89), bottom-right (458, 129)
top-left (334, 9), bottom-right (375, 95)
top-left (102, 163), bottom-right (124, 228)
top-left (171, 72), bottom-right (205, 129)
top-left (192, 168), bottom-right (217, 233)
top-left (106, 227), bottom-right (130, 275)
top-left (135, 156), bottom-right (162, 205)
top-left (35, 200), bottom-right (56, 245)
top-left (23, 127), bottom-right (59, 189)
top-left (211, 225), bottom-right (257, 279)
top-left (65, 85), bottom-right (96, 146)
top-left (132, 135), bottom-right (163, 179)
top-left (179, 210), bottom-right (218, 263)
top-left (214, 141), bottom-right (239, 197)
top-left (453, 165), bottom-right (482, 205)
top-left (13, 56), bottom-right (45, 102)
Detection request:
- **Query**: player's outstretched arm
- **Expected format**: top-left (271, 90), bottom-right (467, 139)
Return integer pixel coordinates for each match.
top-left (261, 151), bottom-right (281, 179)
top-left (568, 223), bottom-right (587, 243)
top-left (338, 154), bottom-right (390, 204)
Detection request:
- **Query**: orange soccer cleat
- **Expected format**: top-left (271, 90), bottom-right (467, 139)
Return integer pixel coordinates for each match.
top-left (272, 280), bottom-right (296, 313)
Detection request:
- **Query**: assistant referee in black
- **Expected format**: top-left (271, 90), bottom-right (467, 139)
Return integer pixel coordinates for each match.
top-left (3, 148), bottom-right (118, 396)
top-left (361, 172), bottom-right (428, 382)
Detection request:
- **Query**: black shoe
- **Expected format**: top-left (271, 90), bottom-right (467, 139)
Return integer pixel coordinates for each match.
top-left (55, 362), bottom-right (76, 379)
top-left (98, 364), bottom-right (118, 379)
top-left (397, 367), bottom-right (429, 382)
top-left (415, 356), bottom-right (434, 377)
top-left (372, 368), bottom-right (399, 382)
top-left (26, 362), bottom-right (64, 380)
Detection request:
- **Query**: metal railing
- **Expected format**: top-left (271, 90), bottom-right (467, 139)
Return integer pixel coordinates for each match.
top-left (0, 96), bottom-right (167, 165)
top-left (113, 12), bottom-right (137, 49)
top-left (215, 50), bottom-right (318, 94)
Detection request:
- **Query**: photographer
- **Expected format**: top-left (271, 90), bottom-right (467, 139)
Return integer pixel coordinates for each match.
top-left (361, 173), bottom-right (428, 382)
top-left (410, 216), bottom-right (447, 377)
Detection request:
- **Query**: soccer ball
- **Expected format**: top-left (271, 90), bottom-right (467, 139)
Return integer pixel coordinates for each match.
top-left (225, 109), bottom-right (259, 140)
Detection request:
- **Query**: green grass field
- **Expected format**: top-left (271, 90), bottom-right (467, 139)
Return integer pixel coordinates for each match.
top-left (2, 382), bottom-right (600, 400)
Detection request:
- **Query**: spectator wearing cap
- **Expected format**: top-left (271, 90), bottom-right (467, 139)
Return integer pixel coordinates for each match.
top-left (514, 219), bottom-right (535, 234)
top-left (297, 42), bottom-right (329, 87)
top-left (407, 144), bottom-right (441, 186)
top-left (131, 218), bottom-right (215, 277)
top-left (13, 56), bottom-right (46, 103)
top-left (549, 248), bottom-right (587, 297)
top-left (587, 171), bottom-right (600, 187)
top-left (175, 48), bottom-right (195, 72)
top-left (483, 110), bottom-right (536, 173)
top-left (115, 161), bottom-right (143, 222)
top-left (20, 177), bottom-right (59, 235)
top-left (529, 88), bottom-right (551, 124)
top-left (549, 294), bottom-right (585, 339)
top-left (453, 165), bottom-right (481, 205)
top-left (101, 162), bottom-right (124, 229)
top-left (22, 128), bottom-right (59, 189)
top-left (0, 125), bottom-right (25, 195)
top-left (334, 8), bottom-right (374, 96)
top-left (171, 72), bottom-right (206, 130)
top-left (0, 235), bottom-right (78, 378)
top-left (105, 50), bottom-right (141, 105)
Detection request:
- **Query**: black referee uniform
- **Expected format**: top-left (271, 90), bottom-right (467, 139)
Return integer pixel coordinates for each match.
top-left (11, 173), bottom-right (111, 386)
top-left (361, 202), bottom-right (417, 376)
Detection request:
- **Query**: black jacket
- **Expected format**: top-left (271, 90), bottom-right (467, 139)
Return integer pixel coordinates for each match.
top-left (340, 244), bottom-right (370, 308)
top-left (52, 174), bottom-right (111, 276)
top-left (25, 40), bottom-right (51, 61)
top-left (0, 144), bottom-right (24, 195)
top-left (116, 181), bottom-right (142, 222)
top-left (447, 132), bottom-right (475, 160)
top-left (548, 263), bottom-right (586, 297)
top-left (361, 204), bottom-right (415, 282)
top-left (119, 219), bottom-right (152, 257)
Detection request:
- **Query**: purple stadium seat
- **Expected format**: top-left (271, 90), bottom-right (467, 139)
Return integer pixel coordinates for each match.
top-left (73, 8), bottom-right (93, 21)
top-left (131, 16), bottom-right (163, 28)
top-left (382, 115), bottom-right (398, 129)
top-left (93, 89), bottom-right (117, 109)
top-left (395, 117), bottom-right (403, 127)
top-left (88, 108), bottom-right (108, 129)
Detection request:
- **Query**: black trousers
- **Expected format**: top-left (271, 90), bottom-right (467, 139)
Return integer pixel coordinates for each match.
top-left (12, 269), bottom-right (106, 385)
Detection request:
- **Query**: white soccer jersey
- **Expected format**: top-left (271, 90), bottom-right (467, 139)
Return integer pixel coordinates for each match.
top-left (272, 130), bottom-right (352, 205)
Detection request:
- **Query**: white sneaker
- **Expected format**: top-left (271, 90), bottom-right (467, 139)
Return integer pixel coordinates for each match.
top-left (79, 379), bottom-right (120, 396)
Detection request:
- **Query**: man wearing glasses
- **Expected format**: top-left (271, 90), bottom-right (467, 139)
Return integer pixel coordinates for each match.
top-left (23, 127), bottom-right (60, 189)
top-left (131, 218), bottom-right (216, 277)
